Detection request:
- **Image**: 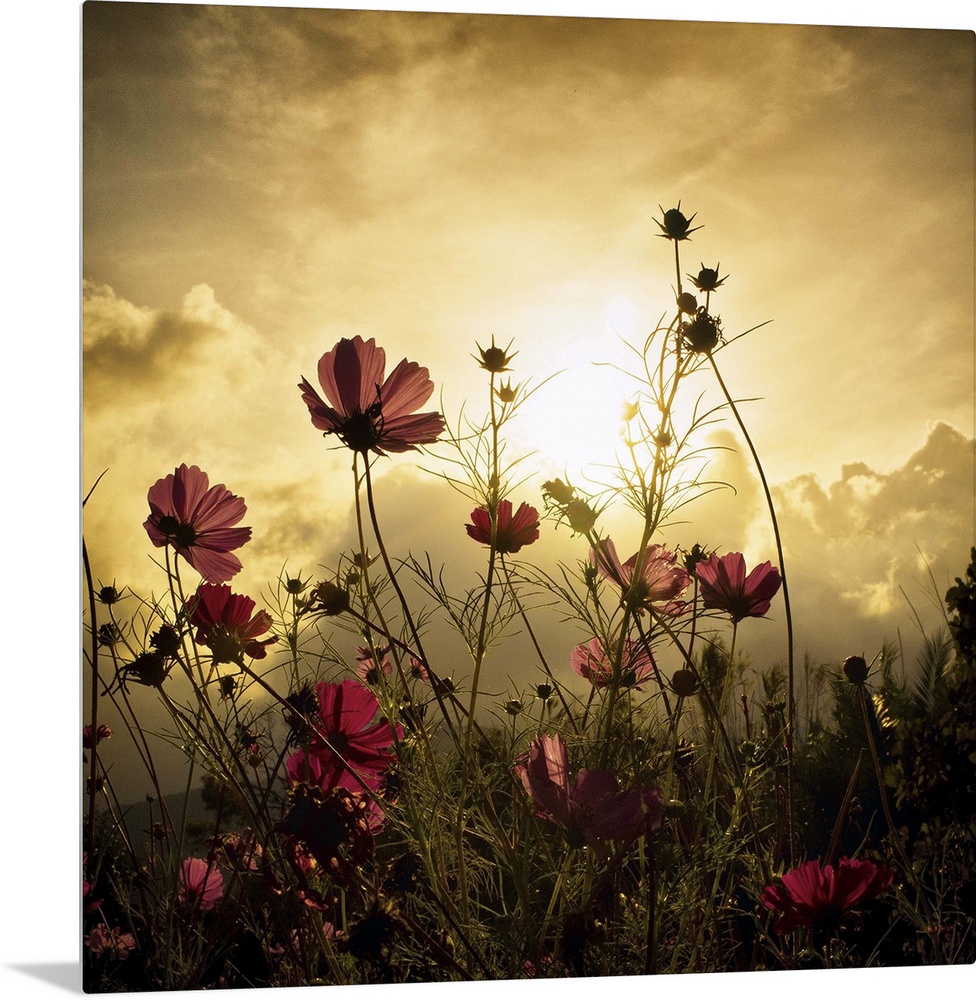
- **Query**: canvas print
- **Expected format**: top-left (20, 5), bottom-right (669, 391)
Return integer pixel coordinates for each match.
top-left (82, 2), bottom-right (976, 991)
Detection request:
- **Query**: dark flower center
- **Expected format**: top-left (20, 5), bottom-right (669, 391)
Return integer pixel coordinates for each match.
top-left (325, 730), bottom-right (350, 756)
top-left (157, 515), bottom-right (198, 548)
top-left (337, 406), bottom-right (383, 452)
top-left (682, 312), bottom-right (719, 353)
top-left (206, 627), bottom-right (243, 665)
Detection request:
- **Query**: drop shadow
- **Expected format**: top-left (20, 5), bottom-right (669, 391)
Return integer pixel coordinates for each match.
top-left (7, 962), bottom-right (79, 993)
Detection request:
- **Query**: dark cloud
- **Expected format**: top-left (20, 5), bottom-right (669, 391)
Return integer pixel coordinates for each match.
top-left (83, 281), bottom-right (225, 405)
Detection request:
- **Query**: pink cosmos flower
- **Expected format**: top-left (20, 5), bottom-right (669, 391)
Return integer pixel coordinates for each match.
top-left (299, 335), bottom-right (445, 455)
top-left (570, 636), bottom-right (656, 689)
top-left (591, 538), bottom-right (689, 614)
top-left (188, 583), bottom-right (276, 664)
top-left (761, 857), bottom-right (893, 935)
top-left (465, 499), bottom-right (540, 554)
top-left (516, 733), bottom-right (662, 848)
top-left (178, 856), bottom-right (225, 911)
top-left (408, 656), bottom-right (429, 681)
top-left (285, 749), bottom-right (387, 835)
top-left (86, 924), bottom-right (137, 961)
top-left (305, 679), bottom-right (403, 793)
top-left (83, 852), bottom-right (102, 915)
top-left (355, 645), bottom-right (394, 685)
top-left (694, 551), bottom-right (782, 623)
top-left (144, 464), bottom-right (251, 584)
top-left (83, 724), bottom-right (113, 749)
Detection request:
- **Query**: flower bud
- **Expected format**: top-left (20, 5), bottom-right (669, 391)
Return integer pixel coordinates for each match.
top-left (496, 379), bottom-right (518, 403)
top-left (681, 309), bottom-right (719, 353)
top-left (688, 264), bottom-right (726, 293)
top-left (843, 654), bottom-right (869, 685)
top-left (474, 337), bottom-right (516, 373)
top-left (677, 292), bottom-right (698, 314)
top-left (97, 585), bottom-right (120, 605)
top-left (542, 478), bottom-right (575, 506)
top-left (682, 543), bottom-right (709, 575)
top-left (150, 623), bottom-right (181, 658)
top-left (671, 668), bottom-right (699, 698)
top-left (97, 623), bottom-right (122, 647)
top-left (566, 499), bottom-right (597, 534)
top-left (662, 798), bottom-right (688, 818)
top-left (655, 204), bottom-right (701, 241)
top-left (310, 580), bottom-right (350, 616)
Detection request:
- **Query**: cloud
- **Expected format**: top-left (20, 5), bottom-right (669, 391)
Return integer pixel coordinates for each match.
top-left (767, 421), bottom-right (974, 664)
top-left (83, 280), bottom-right (267, 411)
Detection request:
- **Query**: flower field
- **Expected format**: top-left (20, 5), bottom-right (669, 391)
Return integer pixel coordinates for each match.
top-left (82, 205), bottom-right (976, 991)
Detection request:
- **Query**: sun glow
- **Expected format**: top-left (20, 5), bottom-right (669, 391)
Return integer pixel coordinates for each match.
top-left (514, 293), bottom-right (715, 492)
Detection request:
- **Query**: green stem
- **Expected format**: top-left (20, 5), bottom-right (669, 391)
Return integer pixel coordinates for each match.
top-left (709, 355), bottom-right (796, 865)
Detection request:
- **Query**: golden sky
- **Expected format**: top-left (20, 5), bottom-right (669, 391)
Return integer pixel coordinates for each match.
top-left (83, 10), bottom-right (972, 566)
top-left (78, 3), bottom-right (974, 800)
top-left (9, 2), bottom-right (976, 987)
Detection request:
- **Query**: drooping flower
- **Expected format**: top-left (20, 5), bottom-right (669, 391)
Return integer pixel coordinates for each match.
top-left (307, 579), bottom-right (351, 616)
top-left (408, 656), bottom-right (429, 682)
top-left (144, 464), bottom-right (251, 584)
top-left (86, 924), bottom-right (137, 961)
top-left (465, 499), bottom-right (540, 554)
top-left (570, 637), bottom-right (656, 689)
top-left (178, 857), bottom-right (225, 911)
top-left (355, 645), bottom-right (394, 685)
top-left (516, 733), bottom-right (662, 848)
top-left (591, 538), bottom-right (690, 614)
top-left (299, 336), bottom-right (445, 455)
top-left (285, 749), bottom-right (387, 835)
top-left (82, 724), bottom-right (113, 749)
top-left (188, 583), bottom-right (276, 665)
top-left (761, 857), bottom-right (894, 936)
top-left (694, 551), bottom-right (782, 623)
top-left (306, 679), bottom-right (403, 793)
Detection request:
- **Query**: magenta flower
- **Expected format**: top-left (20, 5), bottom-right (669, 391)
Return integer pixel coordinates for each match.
top-left (285, 749), bottom-right (387, 835)
top-left (299, 335), bottom-right (445, 455)
top-left (82, 724), bottom-right (113, 749)
top-left (86, 924), bottom-right (137, 961)
top-left (144, 464), bottom-right (251, 584)
top-left (694, 551), bottom-right (782, 622)
top-left (591, 538), bottom-right (689, 614)
top-left (465, 499), bottom-right (540, 554)
top-left (178, 857), bottom-right (225, 911)
top-left (188, 583), bottom-right (276, 664)
top-left (305, 679), bottom-right (403, 793)
top-left (761, 857), bottom-right (893, 935)
top-left (570, 636), bottom-right (656, 689)
top-left (516, 733), bottom-right (662, 848)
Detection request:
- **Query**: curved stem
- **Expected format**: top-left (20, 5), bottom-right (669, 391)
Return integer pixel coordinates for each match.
top-left (709, 354), bottom-right (796, 866)
top-left (82, 539), bottom-right (101, 852)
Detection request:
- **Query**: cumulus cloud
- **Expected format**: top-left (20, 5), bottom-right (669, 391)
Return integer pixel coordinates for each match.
top-left (767, 421), bottom-right (974, 665)
top-left (83, 280), bottom-right (271, 411)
